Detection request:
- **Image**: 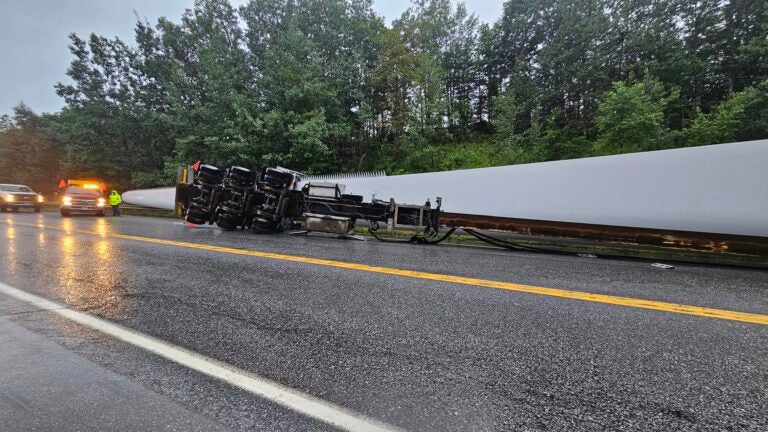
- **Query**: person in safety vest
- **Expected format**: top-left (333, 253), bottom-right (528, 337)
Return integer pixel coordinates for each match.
top-left (109, 190), bottom-right (122, 216)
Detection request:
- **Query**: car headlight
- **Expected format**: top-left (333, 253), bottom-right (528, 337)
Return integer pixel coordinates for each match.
top-left (37, 195), bottom-right (44, 203)
top-left (6, 195), bottom-right (14, 202)
top-left (62, 196), bottom-right (72, 206)
top-left (97, 198), bottom-right (105, 207)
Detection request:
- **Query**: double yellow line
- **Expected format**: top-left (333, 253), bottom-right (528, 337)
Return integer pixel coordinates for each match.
top-left (4, 219), bottom-right (768, 325)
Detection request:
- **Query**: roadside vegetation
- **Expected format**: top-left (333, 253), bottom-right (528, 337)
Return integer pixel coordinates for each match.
top-left (1, 0), bottom-right (767, 193)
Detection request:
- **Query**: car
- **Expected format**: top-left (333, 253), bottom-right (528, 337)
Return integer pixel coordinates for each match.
top-left (0, 184), bottom-right (43, 212)
top-left (60, 185), bottom-right (106, 217)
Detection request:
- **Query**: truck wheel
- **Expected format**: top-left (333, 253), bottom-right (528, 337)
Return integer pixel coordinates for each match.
top-left (216, 212), bottom-right (239, 230)
top-left (60, 210), bottom-right (70, 217)
top-left (251, 217), bottom-right (277, 234)
top-left (0, 204), bottom-right (6, 212)
top-left (34, 206), bottom-right (41, 213)
top-left (198, 164), bottom-right (223, 184)
top-left (10, 207), bottom-right (18, 212)
top-left (185, 209), bottom-right (208, 225)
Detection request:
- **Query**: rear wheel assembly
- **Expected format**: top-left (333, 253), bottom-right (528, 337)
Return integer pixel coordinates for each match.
top-left (185, 208), bottom-right (209, 225)
top-left (216, 211), bottom-right (240, 230)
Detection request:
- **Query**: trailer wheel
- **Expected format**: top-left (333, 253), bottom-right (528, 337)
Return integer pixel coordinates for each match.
top-left (197, 164), bottom-right (223, 184)
top-left (227, 166), bottom-right (256, 187)
top-left (216, 212), bottom-right (239, 230)
top-left (185, 209), bottom-right (208, 225)
top-left (251, 217), bottom-right (277, 234)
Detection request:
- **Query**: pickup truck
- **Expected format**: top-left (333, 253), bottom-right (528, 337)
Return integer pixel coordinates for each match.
top-left (0, 184), bottom-right (43, 212)
top-left (60, 185), bottom-right (106, 217)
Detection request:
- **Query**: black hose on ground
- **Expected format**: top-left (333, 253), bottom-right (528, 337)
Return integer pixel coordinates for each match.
top-left (367, 226), bottom-right (457, 245)
top-left (460, 228), bottom-right (579, 256)
top-left (367, 224), bottom-right (592, 257)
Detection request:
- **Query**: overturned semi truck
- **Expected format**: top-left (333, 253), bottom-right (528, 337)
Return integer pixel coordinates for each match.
top-left (123, 141), bottom-right (768, 262)
top-left (182, 163), bottom-right (451, 243)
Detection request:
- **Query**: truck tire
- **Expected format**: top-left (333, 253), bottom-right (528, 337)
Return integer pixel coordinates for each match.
top-left (60, 209), bottom-right (70, 217)
top-left (185, 208), bottom-right (208, 225)
top-left (198, 164), bottom-right (223, 185)
top-left (34, 206), bottom-right (41, 213)
top-left (251, 217), bottom-right (278, 234)
top-left (216, 212), bottom-right (239, 230)
top-left (228, 166), bottom-right (256, 187)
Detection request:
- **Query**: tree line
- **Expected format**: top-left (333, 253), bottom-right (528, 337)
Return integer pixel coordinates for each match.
top-left (2, 0), bottom-right (767, 193)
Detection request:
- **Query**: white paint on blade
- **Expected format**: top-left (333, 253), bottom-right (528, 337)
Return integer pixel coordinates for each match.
top-left (0, 281), bottom-right (398, 432)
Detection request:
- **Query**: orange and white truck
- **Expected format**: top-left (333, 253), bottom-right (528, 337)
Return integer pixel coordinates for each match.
top-left (59, 180), bottom-right (107, 217)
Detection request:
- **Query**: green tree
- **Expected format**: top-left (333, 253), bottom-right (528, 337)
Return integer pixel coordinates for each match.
top-left (733, 5), bottom-right (768, 93)
top-left (374, 0), bottom-right (484, 155)
top-left (53, 28), bottom-right (180, 187)
top-left (475, 23), bottom-right (501, 126)
top-left (372, 29), bottom-right (417, 141)
top-left (153, 0), bottom-right (255, 171)
top-left (254, 22), bottom-right (337, 172)
top-left (7, 0), bottom-right (768, 189)
top-left (441, 3), bottom-right (479, 136)
top-left (594, 78), bottom-right (679, 155)
top-left (0, 104), bottom-right (64, 193)
top-left (685, 80), bottom-right (768, 146)
top-left (240, 0), bottom-right (384, 172)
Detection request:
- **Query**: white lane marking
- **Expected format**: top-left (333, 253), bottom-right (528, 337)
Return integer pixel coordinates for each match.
top-left (0, 281), bottom-right (398, 432)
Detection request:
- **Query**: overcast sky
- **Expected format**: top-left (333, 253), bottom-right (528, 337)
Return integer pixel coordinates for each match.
top-left (0, 0), bottom-right (504, 117)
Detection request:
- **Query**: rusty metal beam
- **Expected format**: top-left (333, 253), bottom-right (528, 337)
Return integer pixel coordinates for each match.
top-left (440, 212), bottom-right (768, 257)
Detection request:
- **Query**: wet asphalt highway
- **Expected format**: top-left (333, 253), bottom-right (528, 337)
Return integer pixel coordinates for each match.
top-left (0, 212), bottom-right (767, 431)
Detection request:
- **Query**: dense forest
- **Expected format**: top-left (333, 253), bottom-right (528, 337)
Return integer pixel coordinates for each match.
top-left (1, 0), bottom-right (767, 193)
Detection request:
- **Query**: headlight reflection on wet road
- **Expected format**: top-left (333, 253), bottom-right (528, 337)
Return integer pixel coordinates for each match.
top-left (55, 219), bottom-right (123, 309)
top-left (3, 225), bottom-right (18, 274)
